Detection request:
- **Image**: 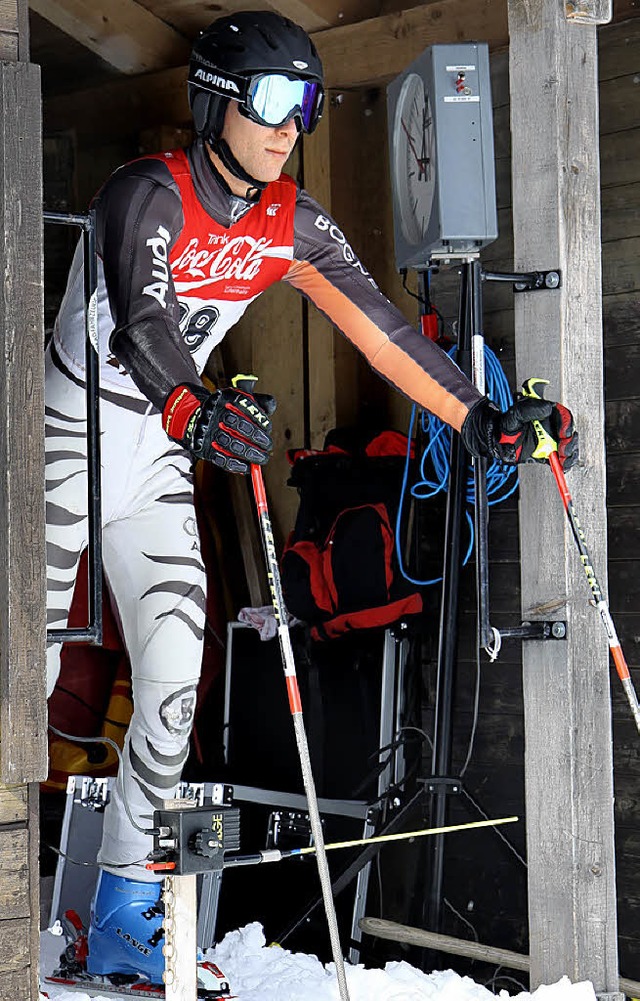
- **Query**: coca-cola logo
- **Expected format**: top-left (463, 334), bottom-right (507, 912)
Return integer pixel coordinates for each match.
top-left (173, 235), bottom-right (274, 285)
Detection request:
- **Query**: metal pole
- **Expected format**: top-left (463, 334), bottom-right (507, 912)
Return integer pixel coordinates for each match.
top-left (470, 260), bottom-right (491, 649)
top-left (83, 209), bottom-right (103, 645)
top-left (45, 210), bottom-right (103, 645)
top-left (423, 262), bottom-right (472, 934)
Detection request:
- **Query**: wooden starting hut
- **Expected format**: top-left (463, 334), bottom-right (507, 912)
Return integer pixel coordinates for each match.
top-left (0, 0), bottom-right (639, 998)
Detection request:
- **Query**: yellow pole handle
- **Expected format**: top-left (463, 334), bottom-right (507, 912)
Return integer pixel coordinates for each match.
top-left (521, 377), bottom-right (557, 462)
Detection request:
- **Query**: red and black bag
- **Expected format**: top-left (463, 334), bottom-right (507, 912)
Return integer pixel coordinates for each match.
top-left (281, 428), bottom-right (423, 641)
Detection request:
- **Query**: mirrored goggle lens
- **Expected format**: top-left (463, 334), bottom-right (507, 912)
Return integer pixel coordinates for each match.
top-left (248, 75), bottom-right (321, 132)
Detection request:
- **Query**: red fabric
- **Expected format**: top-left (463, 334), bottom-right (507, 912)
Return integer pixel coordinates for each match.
top-left (311, 593), bottom-right (423, 641)
top-left (286, 431), bottom-right (413, 465)
top-left (147, 148), bottom-right (297, 303)
top-left (288, 536), bottom-right (334, 615)
top-left (163, 385), bottom-right (201, 440)
top-left (365, 430), bottom-right (415, 459)
top-left (555, 403), bottom-right (575, 468)
top-left (286, 444), bottom-right (349, 465)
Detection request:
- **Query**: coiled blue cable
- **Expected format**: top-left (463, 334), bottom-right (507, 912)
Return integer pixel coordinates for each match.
top-left (396, 344), bottom-right (517, 587)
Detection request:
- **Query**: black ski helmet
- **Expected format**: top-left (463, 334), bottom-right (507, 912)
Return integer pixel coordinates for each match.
top-left (188, 11), bottom-right (325, 143)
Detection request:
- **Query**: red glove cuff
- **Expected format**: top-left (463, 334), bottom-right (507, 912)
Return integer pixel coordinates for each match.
top-left (163, 385), bottom-right (202, 441)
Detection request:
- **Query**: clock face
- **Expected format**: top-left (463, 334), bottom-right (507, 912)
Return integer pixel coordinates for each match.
top-left (392, 72), bottom-right (435, 247)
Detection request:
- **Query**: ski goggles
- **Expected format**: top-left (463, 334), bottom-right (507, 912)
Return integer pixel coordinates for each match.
top-left (243, 74), bottom-right (324, 133)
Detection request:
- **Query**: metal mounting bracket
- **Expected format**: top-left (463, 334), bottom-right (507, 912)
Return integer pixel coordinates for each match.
top-left (499, 620), bottom-right (567, 641)
top-left (482, 268), bottom-right (562, 292)
top-left (423, 777), bottom-right (462, 795)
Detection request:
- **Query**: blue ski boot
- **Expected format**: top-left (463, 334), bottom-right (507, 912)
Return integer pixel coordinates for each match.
top-left (86, 870), bottom-right (166, 983)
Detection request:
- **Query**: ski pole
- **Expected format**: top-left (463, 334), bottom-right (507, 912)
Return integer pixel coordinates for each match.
top-left (522, 378), bottom-right (640, 735)
top-left (231, 375), bottom-right (351, 1001)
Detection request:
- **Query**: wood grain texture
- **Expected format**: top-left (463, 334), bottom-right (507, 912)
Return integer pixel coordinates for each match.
top-left (0, 0), bottom-right (19, 58)
top-left (29, 0), bottom-right (190, 74)
top-left (0, 785), bottom-right (27, 825)
top-left (0, 828), bottom-right (30, 919)
top-left (0, 967), bottom-right (34, 1001)
top-left (301, 105), bottom-right (337, 448)
top-left (508, 0), bottom-right (619, 990)
top-left (42, 1), bottom-right (509, 140)
top-left (0, 62), bottom-right (48, 784)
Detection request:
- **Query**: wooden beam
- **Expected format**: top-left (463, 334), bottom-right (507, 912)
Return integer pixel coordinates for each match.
top-left (508, 1), bottom-right (621, 993)
top-left (314, 0), bottom-right (509, 87)
top-left (0, 0), bottom-right (19, 60)
top-left (267, 1), bottom-right (383, 31)
top-left (43, 1), bottom-right (510, 140)
top-left (360, 918), bottom-right (640, 999)
top-left (29, 0), bottom-right (190, 74)
top-left (267, 2), bottom-right (332, 31)
top-left (0, 11), bottom-right (44, 1001)
top-left (0, 60), bottom-right (47, 786)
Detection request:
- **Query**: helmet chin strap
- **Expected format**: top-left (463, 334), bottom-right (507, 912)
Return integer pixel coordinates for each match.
top-left (208, 136), bottom-right (268, 193)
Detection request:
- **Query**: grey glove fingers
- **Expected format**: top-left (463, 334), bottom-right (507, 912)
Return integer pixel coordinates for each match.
top-left (213, 427), bottom-right (270, 464)
top-left (222, 409), bottom-right (272, 450)
top-left (211, 451), bottom-right (250, 475)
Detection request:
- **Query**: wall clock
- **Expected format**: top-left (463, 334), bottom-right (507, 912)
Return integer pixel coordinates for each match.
top-left (391, 71), bottom-right (436, 248)
top-left (387, 43), bottom-right (498, 270)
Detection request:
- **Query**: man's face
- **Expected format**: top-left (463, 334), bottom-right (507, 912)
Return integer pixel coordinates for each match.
top-left (221, 100), bottom-right (299, 184)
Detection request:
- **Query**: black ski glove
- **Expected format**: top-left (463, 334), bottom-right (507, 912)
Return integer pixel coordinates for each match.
top-left (461, 396), bottom-right (578, 470)
top-left (162, 383), bottom-right (276, 474)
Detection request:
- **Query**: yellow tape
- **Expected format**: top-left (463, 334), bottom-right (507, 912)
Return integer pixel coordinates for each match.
top-left (296, 815), bottom-right (519, 856)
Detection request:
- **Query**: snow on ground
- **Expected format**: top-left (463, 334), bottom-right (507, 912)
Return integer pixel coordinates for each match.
top-left (40, 922), bottom-right (598, 1001)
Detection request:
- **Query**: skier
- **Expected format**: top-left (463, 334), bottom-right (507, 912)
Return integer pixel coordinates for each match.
top-left (45, 9), bottom-right (577, 989)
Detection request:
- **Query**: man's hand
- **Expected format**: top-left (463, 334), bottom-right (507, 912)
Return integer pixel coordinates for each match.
top-left (163, 383), bottom-right (276, 474)
top-left (462, 396), bottom-right (578, 470)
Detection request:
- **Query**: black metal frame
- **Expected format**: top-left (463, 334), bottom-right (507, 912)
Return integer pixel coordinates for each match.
top-left (419, 260), bottom-right (565, 940)
top-left (44, 210), bottom-right (103, 645)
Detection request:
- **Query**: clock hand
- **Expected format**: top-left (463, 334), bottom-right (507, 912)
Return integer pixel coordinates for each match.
top-left (401, 118), bottom-right (430, 179)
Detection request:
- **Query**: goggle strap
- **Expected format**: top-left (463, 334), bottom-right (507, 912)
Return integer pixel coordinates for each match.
top-left (188, 61), bottom-right (248, 101)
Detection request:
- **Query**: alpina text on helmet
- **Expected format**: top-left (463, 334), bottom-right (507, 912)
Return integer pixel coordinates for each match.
top-left (194, 69), bottom-right (240, 93)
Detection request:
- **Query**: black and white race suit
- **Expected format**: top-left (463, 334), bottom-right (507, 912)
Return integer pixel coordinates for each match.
top-left (46, 139), bottom-right (481, 878)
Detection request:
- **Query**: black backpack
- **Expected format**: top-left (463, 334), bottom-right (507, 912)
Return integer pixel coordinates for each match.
top-left (281, 428), bottom-right (423, 641)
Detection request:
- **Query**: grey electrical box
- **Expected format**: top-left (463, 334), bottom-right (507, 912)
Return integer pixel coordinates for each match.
top-left (387, 42), bottom-right (498, 269)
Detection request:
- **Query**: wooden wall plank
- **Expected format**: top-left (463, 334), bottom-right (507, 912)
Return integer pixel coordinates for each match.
top-left (300, 104), bottom-right (337, 448)
top-left (0, 0), bottom-right (18, 59)
top-left (603, 292), bottom-right (640, 345)
top-left (0, 828), bottom-right (30, 918)
top-left (0, 0), bottom-right (19, 32)
top-left (598, 17), bottom-right (640, 79)
top-left (1, 12), bottom-right (42, 1001)
top-left (508, 0), bottom-right (620, 991)
top-left (601, 182), bottom-right (640, 243)
top-left (603, 236), bottom-right (640, 295)
top-left (0, 918), bottom-right (29, 972)
top-left (313, 0), bottom-right (509, 88)
top-left (601, 130), bottom-right (640, 188)
top-left (0, 786), bottom-right (27, 825)
top-left (599, 73), bottom-right (640, 135)
top-left (0, 62), bottom-right (47, 784)
top-left (0, 967), bottom-right (33, 1001)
